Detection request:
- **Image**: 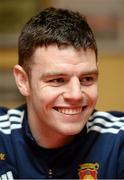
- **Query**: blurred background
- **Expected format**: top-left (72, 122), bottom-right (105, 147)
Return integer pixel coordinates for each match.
top-left (0, 0), bottom-right (124, 111)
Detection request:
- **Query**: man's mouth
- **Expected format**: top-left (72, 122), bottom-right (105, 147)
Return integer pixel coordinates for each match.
top-left (53, 106), bottom-right (87, 115)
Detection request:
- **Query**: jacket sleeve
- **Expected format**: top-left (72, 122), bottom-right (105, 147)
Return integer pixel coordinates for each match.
top-left (114, 111), bottom-right (124, 178)
top-left (0, 107), bottom-right (17, 178)
top-left (117, 131), bottom-right (124, 178)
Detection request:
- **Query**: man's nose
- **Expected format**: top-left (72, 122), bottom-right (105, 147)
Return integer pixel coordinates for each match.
top-left (63, 77), bottom-right (83, 103)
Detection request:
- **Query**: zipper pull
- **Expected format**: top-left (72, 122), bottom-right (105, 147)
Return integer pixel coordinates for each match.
top-left (48, 169), bottom-right (53, 178)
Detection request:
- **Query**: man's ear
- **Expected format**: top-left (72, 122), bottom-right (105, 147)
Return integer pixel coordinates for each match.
top-left (13, 65), bottom-right (30, 96)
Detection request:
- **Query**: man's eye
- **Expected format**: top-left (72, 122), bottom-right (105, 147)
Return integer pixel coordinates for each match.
top-left (48, 78), bottom-right (65, 85)
top-left (80, 76), bottom-right (97, 86)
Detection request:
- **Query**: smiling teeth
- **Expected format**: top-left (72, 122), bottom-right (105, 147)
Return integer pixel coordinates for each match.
top-left (56, 107), bottom-right (82, 115)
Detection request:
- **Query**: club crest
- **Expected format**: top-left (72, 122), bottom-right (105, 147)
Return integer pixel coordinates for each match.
top-left (78, 163), bottom-right (99, 180)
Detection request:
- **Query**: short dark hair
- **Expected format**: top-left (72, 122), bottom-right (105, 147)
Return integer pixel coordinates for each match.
top-left (18, 7), bottom-right (97, 72)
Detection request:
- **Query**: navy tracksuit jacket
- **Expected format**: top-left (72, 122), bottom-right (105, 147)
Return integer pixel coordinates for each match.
top-left (0, 105), bottom-right (124, 179)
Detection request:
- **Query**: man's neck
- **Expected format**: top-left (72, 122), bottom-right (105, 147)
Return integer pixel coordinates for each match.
top-left (28, 118), bottom-right (74, 149)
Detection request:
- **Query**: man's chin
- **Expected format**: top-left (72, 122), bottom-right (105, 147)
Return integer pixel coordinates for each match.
top-left (58, 123), bottom-right (86, 136)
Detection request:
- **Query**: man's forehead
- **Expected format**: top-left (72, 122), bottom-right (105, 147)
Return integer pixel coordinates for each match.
top-left (41, 63), bottom-right (98, 78)
top-left (32, 45), bottom-right (97, 64)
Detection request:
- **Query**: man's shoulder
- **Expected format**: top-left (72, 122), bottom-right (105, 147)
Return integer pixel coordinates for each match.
top-left (0, 105), bottom-right (26, 135)
top-left (0, 107), bottom-right (8, 115)
top-left (0, 104), bottom-right (26, 115)
top-left (87, 110), bottom-right (124, 134)
top-left (92, 110), bottom-right (124, 118)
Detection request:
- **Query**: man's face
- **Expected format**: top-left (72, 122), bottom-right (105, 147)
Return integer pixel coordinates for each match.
top-left (27, 45), bottom-right (98, 137)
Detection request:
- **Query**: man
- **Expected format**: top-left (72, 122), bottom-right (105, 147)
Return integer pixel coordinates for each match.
top-left (0, 7), bottom-right (124, 179)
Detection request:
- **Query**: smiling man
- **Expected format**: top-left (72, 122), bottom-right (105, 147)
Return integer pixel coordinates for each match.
top-left (0, 7), bottom-right (124, 179)
top-left (15, 45), bottom-right (98, 148)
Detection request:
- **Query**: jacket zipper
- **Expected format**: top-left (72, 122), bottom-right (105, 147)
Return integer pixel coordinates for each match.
top-left (48, 169), bottom-right (53, 178)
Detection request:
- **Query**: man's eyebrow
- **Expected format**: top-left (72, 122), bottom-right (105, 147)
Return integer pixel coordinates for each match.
top-left (41, 69), bottom-right (99, 79)
top-left (82, 69), bottom-right (99, 76)
top-left (41, 72), bottom-right (67, 79)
